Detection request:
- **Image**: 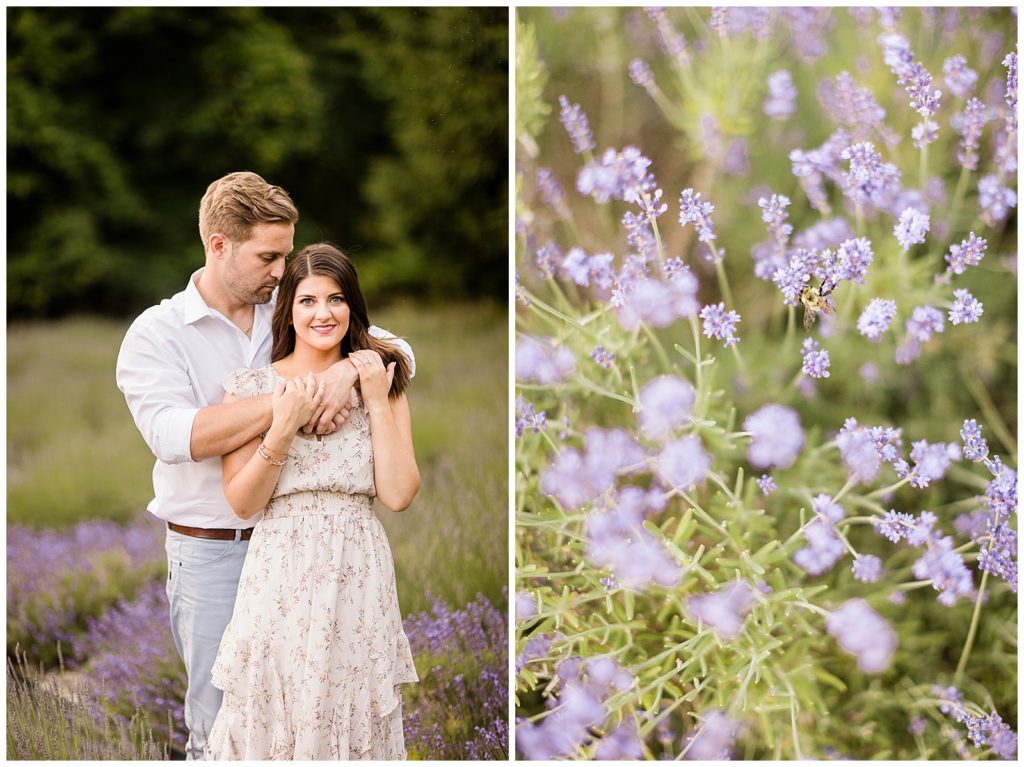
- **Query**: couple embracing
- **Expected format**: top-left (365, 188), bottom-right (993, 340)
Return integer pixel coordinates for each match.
top-left (116, 171), bottom-right (419, 760)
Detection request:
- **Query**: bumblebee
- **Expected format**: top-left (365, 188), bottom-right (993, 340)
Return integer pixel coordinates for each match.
top-left (799, 280), bottom-right (836, 330)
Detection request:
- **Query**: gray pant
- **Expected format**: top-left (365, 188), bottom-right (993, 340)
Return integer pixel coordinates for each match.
top-left (165, 528), bottom-right (249, 760)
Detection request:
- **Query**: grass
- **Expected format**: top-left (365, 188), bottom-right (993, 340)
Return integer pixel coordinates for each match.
top-left (7, 301), bottom-right (508, 615)
top-left (7, 652), bottom-right (168, 760)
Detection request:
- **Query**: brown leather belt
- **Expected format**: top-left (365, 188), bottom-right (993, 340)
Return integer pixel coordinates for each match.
top-left (167, 522), bottom-right (254, 541)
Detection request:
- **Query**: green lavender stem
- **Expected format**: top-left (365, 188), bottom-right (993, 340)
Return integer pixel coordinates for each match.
top-left (953, 570), bottom-right (989, 687)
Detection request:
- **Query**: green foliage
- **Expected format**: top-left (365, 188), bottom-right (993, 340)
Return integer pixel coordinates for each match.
top-left (7, 8), bottom-right (507, 318)
top-left (515, 17), bottom-right (551, 159)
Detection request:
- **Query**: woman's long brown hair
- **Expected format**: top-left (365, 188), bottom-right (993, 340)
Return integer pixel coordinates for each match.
top-left (271, 243), bottom-right (411, 399)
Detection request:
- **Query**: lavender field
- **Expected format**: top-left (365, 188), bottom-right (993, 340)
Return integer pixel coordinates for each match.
top-left (7, 304), bottom-right (508, 759)
top-left (516, 6), bottom-right (1016, 761)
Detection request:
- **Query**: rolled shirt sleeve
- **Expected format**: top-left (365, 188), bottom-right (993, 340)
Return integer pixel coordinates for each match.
top-left (116, 318), bottom-right (200, 465)
top-left (369, 325), bottom-right (416, 379)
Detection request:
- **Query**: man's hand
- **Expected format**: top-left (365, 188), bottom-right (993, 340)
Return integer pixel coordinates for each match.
top-left (303, 359), bottom-right (357, 435)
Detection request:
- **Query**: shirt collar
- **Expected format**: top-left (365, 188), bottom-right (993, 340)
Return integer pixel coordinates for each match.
top-left (183, 268), bottom-right (214, 325)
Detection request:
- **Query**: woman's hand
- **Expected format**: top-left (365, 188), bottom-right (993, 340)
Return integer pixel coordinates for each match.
top-left (350, 350), bottom-right (396, 407)
top-left (272, 372), bottom-right (324, 433)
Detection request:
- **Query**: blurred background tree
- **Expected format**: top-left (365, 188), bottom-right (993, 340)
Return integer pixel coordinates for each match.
top-left (7, 6), bottom-right (508, 318)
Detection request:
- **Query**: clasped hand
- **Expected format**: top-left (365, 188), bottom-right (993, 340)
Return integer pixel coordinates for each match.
top-left (349, 350), bottom-right (397, 407)
top-left (272, 372), bottom-right (325, 433)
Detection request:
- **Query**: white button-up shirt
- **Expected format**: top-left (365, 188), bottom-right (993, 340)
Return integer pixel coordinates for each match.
top-left (116, 268), bottom-right (414, 529)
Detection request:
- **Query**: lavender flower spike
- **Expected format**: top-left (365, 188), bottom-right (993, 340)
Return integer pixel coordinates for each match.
top-left (801, 337), bottom-right (831, 379)
top-left (763, 70), bottom-right (798, 120)
top-left (685, 581), bottom-right (755, 642)
top-left (558, 95), bottom-right (596, 155)
top-left (944, 232), bottom-right (986, 275)
top-left (679, 188), bottom-right (716, 242)
top-left (744, 404), bottom-right (805, 469)
top-left (893, 207), bottom-right (930, 251)
top-left (699, 303), bottom-right (741, 347)
top-left (857, 298), bottom-right (897, 341)
top-left (825, 598), bottom-right (898, 673)
top-left (949, 289), bottom-right (983, 325)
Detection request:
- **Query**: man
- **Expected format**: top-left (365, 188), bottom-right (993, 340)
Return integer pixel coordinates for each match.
top-left (116, 171), bottom-right (413, 759)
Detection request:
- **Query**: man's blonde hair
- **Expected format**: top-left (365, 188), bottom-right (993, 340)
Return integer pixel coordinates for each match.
top-left (198, 171), bottom-right (298, 247)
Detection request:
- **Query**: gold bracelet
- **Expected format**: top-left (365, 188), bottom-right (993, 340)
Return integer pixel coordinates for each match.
top-left (260, 441), bottom-right (290, 459)
top-left (256, 443), bottom-right (287, 466)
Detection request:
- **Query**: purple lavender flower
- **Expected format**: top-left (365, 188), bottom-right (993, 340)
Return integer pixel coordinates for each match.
top-left (536, 168), bottom-right (569, 217)
top-left (637, 187), bottom-right (668, 222)
top-left (534, 240), bottom-right (562, 279)
top-left (899, 61), bottom-right (942, 117)
top-left (909, 439), bottom-right (960, 489)
top-left (764, 69), bottom-right (798, 119)
top-left (709, 7), bottom-right (729, 35)
top-left (825, 598), bottom-right (898, 673)
top-left (812, 494), bottom-right (845, 524)
top-left (1004, 51), bottom-right (1018, 135)
top-left (876, 510), bottom-right (915, 543)
top-left (830, 236), bottom-right (875, 285)
top-left (771, 249), bottom-right (816, 306)
top-left (794, 519), bottom-right (845, 575)
top-left (894, 207), bottom-right (930, 250)
top-left (745, 404), bottom-right (805, 470)
top-left (960, 419), bottom-right (989, 462)
top-left (540, 428), bottom-right (647, 510)
top-left (723, 138), bottom-right (750, 176)
top-left (560, 247), bottom-right (615, 292)
top-left (912, 535), bottom-right (974, 606)
top-left (818, 72), bottom-right (887, 138)
top-left (857, 298), bottom-right (898, 341)
top-left (586, 501), bottom-right (682, 591)
top-left (629, 58), bottom-right (656, 95)
top-left (943, 55), bottom-right (978, 98)
top-left (852, 554), bottom-right (884, 583)
top-left (801, 337), bottom-right (831, 379)
top-left (637, 375), bottom-right (696, 442)
top-left (781, 8), bottom-right (830, 62)
top-left (949, 288), bottom-right (983, 325)
top-left (591, 345), bottom-right (616, 369)
top-left (944, 232), bottom-right (987, 275)
top-left (840, 142), bottom-right (901, 209)
top-left (678, 188), bottom-right (717, 243)
top-left (793, 217), bottom-right (855, 252)
top-left (758, 194), bottom-right (793, 246)
top-left (577, 147), bottom-right (656, 205)
top-left (615, 262), bottom-right (699, 330)
top-left (906, 305), bottom-right (945, 343)
top-left (594, 720), bottom-right (643, 760)
top-left (516, 591), bottom-right (537, 621)
top-left (682, 710), bottom-right (741, 760)
top-left (757, 474), bottom-right (777, 495)
top-left (789, 129), bottom-right (851, 213)
top-left (978, 174), bottom-right (1017, 224)
top-left (686, 581), bottom-right (755, 641)
top-left (879, 32), bottom-right (914, 78)
top-left (646, 8), bottom-right (690, 68)
top-left (699, 303), bottom-right (741, 347)
top-left (657, 435), bottom-right (712, 490)
top-left (957, 98), bottom-right (988, 170)
top-left (559, 95), bottom-right (596, 155)
top-left (837, 418), bottom-right (884, 484)
top-left (515, 396), bottom-right (547, 438)
top-left (516, 335), bottom-right (576, 385)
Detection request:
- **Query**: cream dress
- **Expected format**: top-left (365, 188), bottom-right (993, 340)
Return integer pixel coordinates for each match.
top-left (205, 365), bottom-right (418, 760)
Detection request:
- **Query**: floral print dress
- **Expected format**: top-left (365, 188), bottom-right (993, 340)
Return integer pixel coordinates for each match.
top-left (205, 365), bottom-right (418, 760)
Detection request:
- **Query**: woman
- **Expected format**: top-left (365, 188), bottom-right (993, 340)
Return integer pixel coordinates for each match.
top-left (205, 243), bottom-right (420, 760)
